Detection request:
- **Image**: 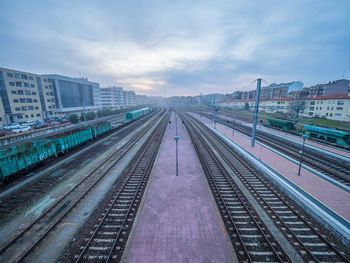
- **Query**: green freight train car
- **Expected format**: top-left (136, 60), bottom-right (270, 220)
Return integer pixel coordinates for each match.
top-left (46, 128), bottom-right (93, 153)
top-left (125, 107), bottom-right (151, 121)
top-left (303, 125), bottom-right (350, 148)
top-left (91, 122), bottom-right (112, 138)
top-left (266, 118), bottom-right (295, 132)
top-left (0, 140), bottom-right (57, 180)
top-left (0, 121), bottom-right (113, 181)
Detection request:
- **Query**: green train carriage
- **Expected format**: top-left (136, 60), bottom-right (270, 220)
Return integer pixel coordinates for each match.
top-left (303, 125), bottom-right (350, 148)
top-left (266, 118), bottom-right (295, 132)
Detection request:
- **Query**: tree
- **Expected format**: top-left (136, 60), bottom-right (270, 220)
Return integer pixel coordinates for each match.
top-left (86, 111), bottom-right (96, 120)
top-left (69, 114), bottom-right (79, 124)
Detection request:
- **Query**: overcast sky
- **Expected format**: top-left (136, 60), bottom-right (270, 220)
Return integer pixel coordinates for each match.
top-left (0, 0), bottom-right (349, 96)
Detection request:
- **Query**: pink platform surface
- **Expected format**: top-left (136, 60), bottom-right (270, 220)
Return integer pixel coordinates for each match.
top-left (213, 113), bottom-right (350, 158)
top-left (191, 113), bottom-right (350, 223)
top-left (126, 113), bottom-right (236, 263)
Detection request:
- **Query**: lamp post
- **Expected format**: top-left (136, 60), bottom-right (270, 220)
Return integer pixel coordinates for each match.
top-left (298, 134), bottom-right (309, 176)
top-left (214, 107), bottom-right (219, 129)
top-left (174, 135), bottom-right (180, 176)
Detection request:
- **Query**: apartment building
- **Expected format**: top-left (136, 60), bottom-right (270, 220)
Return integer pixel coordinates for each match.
top-left (0, 67), bottom-right (57, 125)
top-left (219, 95), bottom-right (350, 121)
top-left (300, 95), bottom-right (350, 121)
top-left (100, 86), bottom-right (125, 109)
top-left (45, 74), bottom-right (101, 116)
top-left (124, 90), bottom-right (136, 107)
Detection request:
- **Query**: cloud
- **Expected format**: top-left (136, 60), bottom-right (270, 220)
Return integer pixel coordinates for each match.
top-left (0, 0), bottom-right (349, 96)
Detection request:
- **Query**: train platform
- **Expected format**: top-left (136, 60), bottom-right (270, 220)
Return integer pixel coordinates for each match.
top-left (211, 112), bottom-right (350, 159)
top-left (191, 112), bottom-right (350, 243)
top-left (124, 112), bottom-right (236, 263)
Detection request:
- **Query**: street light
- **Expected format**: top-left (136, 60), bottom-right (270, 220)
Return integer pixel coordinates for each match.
top-left (298, 134), bottom-right (309, 176)
top-left (174, 135), bottom-right (180, 176)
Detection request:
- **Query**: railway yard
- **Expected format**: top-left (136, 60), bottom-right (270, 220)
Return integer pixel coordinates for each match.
top-left (0, 108), bottom-right (349, 263)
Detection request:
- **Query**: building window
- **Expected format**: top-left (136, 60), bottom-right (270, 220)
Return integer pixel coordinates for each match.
top-left (28, 106), bottom-right (34, 110)
top-left (335, 113), bottom-right (341, 118)
top-left (326, 113), bottom-right (328, 116)
top-left (309, 107), bottom-right (314, 110)
top-left (18, 90), bottom-right (24, 95)
top-left (34, 99), bottom-right (38, 102)
top-left (25, 115), bottom-right (28, 118)
top-left (27, 98), bottom-right (33, 103)
top-left (327, 107), bottom-right (329, 110)
top-left (23, 82), bottom-right (28, 87)
top-left (21, 74), bottom-right (27, 80)
top-left (30, 84), bottom-right (35, 88)
top-left (9, 82), bottom-right (15, 86)
top-left (13, 99), bottom-right (19, 103)
top-left (337, 100), bottom-right (344, 105)
top-left (14, 73), bottom-right (21, 79)
top-left (15, 107), bottom-right (20, 111)
top-left (19, 98), bottom-right (26, 103)
top-left (24, 90), bottom-right (31, 95)
top-left (17, 115), bottom-right (23, 119)
top-left (31, 114), bottom-right (34, 117)
top-left (336, 107), bottom-right (343, 110)
top-left (331, 107), bottom-right (334, 110)
top-left (35, 106), bottom-right (39, 110)
top-left (7, 72), bottom-right (13, 77)
top-left (43, 79), bottom-right (47, 82)
top-left (29, 76), bottom-right (33, 80)
top-left (36, 113), bottom-right (41, 117)
top-left (308, 112), bottom-right (313, 116)
top-left (316, 107), bottom-right (318, 110)
top-left (11, 91), bottom-right (16, 94)
top-left (310, 101), bottom-right (315, 105)
top-left (330, 113), bottom-right (333, 117)
top-left (16, 82), bottom-right (21, 87)
top-left (21, 106), bottom-right (27, 111)
top-left (320, 107), bottom-right (322, 110)
top-left (317, 101), bottom-right (319, 104)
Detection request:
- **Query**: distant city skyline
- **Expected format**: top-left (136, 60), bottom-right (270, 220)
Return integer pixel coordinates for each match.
top-left (0, 0), bottom-right (349, 97)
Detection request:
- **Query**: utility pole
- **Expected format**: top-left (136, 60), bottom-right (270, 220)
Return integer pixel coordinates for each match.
top-left (200, 92), bottom-right (203, 118)
top-left (251, 78), bottom-right (262, 147)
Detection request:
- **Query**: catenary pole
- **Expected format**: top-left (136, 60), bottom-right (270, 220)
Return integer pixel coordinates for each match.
top-left (251, 78), bottom-right (262, 147)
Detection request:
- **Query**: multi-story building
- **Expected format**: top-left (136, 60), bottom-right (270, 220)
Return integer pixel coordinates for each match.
top-left (0, 67), bottom-right (57, 125)
top-left (260, 81), bottom-right (303, 99)
top-left (123, 90), bottom-right (136, 107)
top-left (100, 86), bottom-right (125, 109)
top-left (300, 95), bottom-right (350, 120)
top-left (45, 75), bottom-right (101, 116)
top-left (219, 95), bottom-right (350, 121)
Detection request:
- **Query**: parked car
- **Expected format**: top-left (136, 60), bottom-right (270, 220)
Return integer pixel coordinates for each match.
top-left (3, 123), bottom-right (22, 130)
top-left (12, 125), bottom-right (31, 134)
top-left (33, 122), bottom-right (48, 129)
top-left (22, 120), bottom-right (36, 126)
top-left (0, 129), bottom-right (11, 137)
top-left (48, 121), bottom-right (60, 126)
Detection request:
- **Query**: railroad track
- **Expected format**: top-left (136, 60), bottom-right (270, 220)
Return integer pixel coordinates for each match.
top-left (182, 112), bottom-right (350, 263)
top-left (182, 113), bottom-right (291, 262)
top-left (0, 111), bottom-right (167, 263)
top-left (0, 111), bottom-right (159, 220)
top-left (201, 112), bottom-right (350, 185)
top-left (73, 111), bottom-right (169, 262)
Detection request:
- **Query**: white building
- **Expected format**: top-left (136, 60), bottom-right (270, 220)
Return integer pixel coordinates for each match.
top-left (100, 86), bottom-right (125, 109)
top-left (124, 90), bottom-right (136, 107)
